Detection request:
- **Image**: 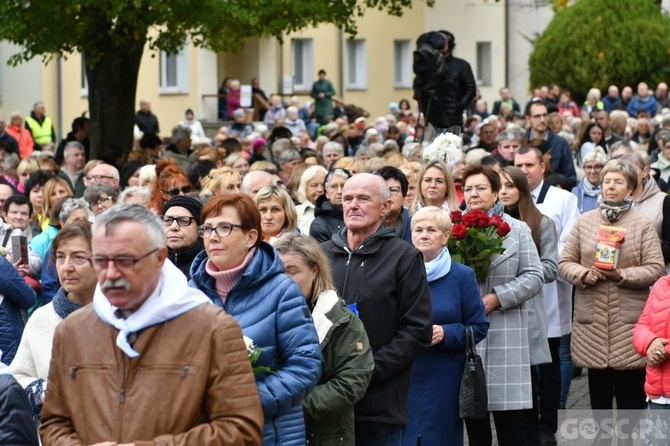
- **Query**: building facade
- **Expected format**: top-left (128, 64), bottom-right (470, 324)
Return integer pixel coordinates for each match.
top-left (0, 0), bottom-right (556, 141)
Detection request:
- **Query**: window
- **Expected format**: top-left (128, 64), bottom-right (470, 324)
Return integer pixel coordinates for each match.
top-left (346, 39), bottom-right (367, 90)
top-left (81, 55), bottom-right (88, 97)
top-left (159, 45), bottom-right (189, 94)
top-left (291, 39), bottom-right (314, 91)
top-left (476, 42), bottom-right (492, 86)
top-left (394, 40), bottom-right (412, 88)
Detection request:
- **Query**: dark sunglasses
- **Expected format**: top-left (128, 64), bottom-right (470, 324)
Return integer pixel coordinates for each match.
top-left (162, 185), bottom-right (193, 197)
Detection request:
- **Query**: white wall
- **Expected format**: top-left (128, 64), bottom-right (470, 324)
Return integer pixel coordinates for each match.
top-left (0, 42), bottom-right (44, 120)
top-left (508, 0), bottom-right (554, 105)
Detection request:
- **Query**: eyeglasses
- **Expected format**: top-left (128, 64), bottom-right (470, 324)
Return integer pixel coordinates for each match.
top-left (463, 184), bottom-right (491, 194)
top-left (162, 215), bottom-right (195, 227)
top-left (94, 196), bottom-right (114, 208)
top-left (584, 165), bottom-right (603, 172)
top-left (531, 113), bottom-right (548, 120)
top-left (198, 222), bottom-right (244, 239)
top-left (162, 185), bottom-right (193, 197)
top-left (55, 253), bottom-right (91, 266)
top-left (422, 177), bottom-right (446, 186)
top-left (87, 174), bottom-right (117, 183)
top-left (388, 186), bottom-right (402, 195)
top-left (92, 248), bottom-right (159, 270)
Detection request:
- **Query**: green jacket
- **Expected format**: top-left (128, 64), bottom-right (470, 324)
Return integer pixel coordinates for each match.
top-left (303, 290), bottom-right (374, 446)
top-left (57, 169), bottom-right (86, 198)
top-left (310, 79), bottom-right (336, 118)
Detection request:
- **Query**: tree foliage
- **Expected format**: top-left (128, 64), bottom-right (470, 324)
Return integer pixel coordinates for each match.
top-left (529, 0), bottom-right (670, 100)
top-left (0, 0), bottom-right (431, 162)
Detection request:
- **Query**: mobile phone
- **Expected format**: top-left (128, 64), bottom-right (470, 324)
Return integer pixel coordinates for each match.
top-left (12, 235), bottom-right (28, 265)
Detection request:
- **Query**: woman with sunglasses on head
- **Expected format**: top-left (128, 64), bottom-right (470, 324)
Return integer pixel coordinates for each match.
top-left (189, 193), bottom-right (321, 446)
top-left (10, 221), bottom-right (95, 427)
top-left (161, 196), bottom-right (204, 280)
top-left (147, 158), bottom-right (194, 214)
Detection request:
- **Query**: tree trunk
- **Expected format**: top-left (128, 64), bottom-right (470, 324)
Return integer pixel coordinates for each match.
top-left (85, 40), bottom-right (145, 166)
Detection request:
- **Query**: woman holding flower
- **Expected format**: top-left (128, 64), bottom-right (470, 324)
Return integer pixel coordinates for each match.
top-left (275, 233), bottom-right (374, 446)
top-left (454, 165), bottom-right (544, 446)
top-left (403, 206), bottom-right (489, 446)
top-left (412, 159), bottom-right (459, 214)
top-left (189, 193), bottom-right (322, 446)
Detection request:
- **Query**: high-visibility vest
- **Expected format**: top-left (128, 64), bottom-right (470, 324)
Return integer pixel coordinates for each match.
top-left (25, 116), bottom-right (53, 145)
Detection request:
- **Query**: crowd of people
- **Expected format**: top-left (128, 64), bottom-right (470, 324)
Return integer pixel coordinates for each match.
top-left (0, 69), bottom-right (670, 446)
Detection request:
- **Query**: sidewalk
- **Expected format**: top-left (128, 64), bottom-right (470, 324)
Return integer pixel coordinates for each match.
top-left (465, 373), bottom-right (591, 445)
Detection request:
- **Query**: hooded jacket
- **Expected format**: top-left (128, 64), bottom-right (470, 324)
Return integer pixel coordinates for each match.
top-left (321, 226), bottom-right (432, 425)
top-left (189, 242), bottom-right (322, 446)
top-left (309, 195), bottom-right (344, 243)
top-left (303, 290), bottom-right (374, 445)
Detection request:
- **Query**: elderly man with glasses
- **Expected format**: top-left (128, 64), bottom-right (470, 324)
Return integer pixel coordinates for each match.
top-left (40, 203), bottom-right (263, 445)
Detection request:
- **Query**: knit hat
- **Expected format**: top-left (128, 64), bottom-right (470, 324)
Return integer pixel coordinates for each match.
top-left (161, 195), bottom-right (204, 225)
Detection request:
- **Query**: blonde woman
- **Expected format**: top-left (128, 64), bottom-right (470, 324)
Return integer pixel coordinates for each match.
top-left (399, 162), bottom-right (421, 209)
top-left (295, 165), bottom-right (328, 234)
top-left (413, 159), bottom-right (458, 214)
top-left (253, 185), bottom-right (298, 243)
top-left (201, 167), bottom-right (241, 199)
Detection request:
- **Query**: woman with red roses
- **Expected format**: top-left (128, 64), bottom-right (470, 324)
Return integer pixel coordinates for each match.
top-left (459, 165), bottom-right (545, 446)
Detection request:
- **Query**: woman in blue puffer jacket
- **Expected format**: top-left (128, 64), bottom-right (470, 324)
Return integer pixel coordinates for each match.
top-left (0, 256), bottom-right (37, 365)
top-left (189, 193), bottom-right (321, 446)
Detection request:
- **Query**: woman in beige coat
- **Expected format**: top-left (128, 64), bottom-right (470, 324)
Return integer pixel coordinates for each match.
top-left (559, 159), bottom-right (665, 411)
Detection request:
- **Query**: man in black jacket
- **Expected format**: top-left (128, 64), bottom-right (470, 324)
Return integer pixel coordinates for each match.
top-left (414, 30), bottom-right (476, 131)
top-left (321, 173), bottom-right (432, 445)
top-left (135, 98), bottom-right (160, 135)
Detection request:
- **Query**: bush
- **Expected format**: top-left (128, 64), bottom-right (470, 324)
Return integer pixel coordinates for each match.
top-left (529, 0), bottom-right (670, 100)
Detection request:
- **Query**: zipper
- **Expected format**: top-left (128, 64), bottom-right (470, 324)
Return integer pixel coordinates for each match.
top-left (341, 246), bottom-right (353, 298)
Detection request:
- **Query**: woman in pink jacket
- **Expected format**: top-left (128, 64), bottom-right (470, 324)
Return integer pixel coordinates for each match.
top-left (633, 275), bottom-right (670, 410)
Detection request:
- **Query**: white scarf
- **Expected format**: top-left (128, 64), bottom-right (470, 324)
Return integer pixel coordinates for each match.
top-left (93, 260), bottom-right (210, 358)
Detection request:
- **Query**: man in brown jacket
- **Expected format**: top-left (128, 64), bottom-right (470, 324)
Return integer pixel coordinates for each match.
top-left (40, 204), bottom-right (264, 446)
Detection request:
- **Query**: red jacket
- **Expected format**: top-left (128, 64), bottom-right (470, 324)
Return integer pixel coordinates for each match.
top-left (633, 275), bottom-right (670, 398)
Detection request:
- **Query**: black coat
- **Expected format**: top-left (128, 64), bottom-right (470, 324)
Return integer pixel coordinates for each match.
top-left (0, 374), bottom-right (39, 445)
top-left (135, 110), bottom-right (160, 134)
top-left (415, 55), bottom-right (476, 129)
top-left (321, 226), bottom-right (432, 425)
top-left (170, 238), bottom-right (205, 280)
top-left (309, 195), bottom-right (344, 243)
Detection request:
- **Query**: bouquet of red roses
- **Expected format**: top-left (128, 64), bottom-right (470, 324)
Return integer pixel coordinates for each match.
top-left (447, 209), bottom-right (511, 283)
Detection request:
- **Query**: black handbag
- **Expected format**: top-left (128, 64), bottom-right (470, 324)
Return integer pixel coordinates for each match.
top-left (459, 325), bottom-right (488, 419)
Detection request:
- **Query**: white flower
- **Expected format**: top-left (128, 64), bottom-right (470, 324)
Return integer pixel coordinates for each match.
top-left (422, 131), bottom-right (463, 168)
top-left (243, 335), bottom-right (255, 355)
